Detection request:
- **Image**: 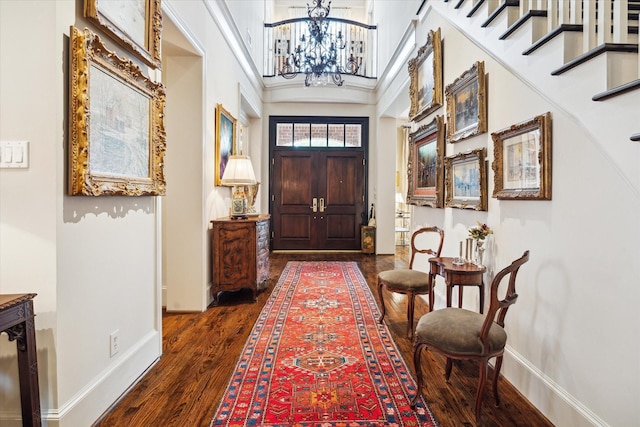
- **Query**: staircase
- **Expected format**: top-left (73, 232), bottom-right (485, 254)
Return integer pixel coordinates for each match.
top-left (429, 0), bottom-right (639, 191)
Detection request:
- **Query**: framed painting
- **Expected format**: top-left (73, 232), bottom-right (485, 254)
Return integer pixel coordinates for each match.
top-left (444, 148), bottom-right (487, 211)
top-left (215, 104), bottom-right (237, 186)
top-left (407, 115), bottom-right (445, 208)
top-left (445, 61), bottom-right (487, 143)
top-left (409, 28), bottom-right (443, 122)
top-left (491, 112), bottom-right (552, 200)
top-left (84, 0), bottom-right (162, 69)
top-left (68, 26), bottom-right (166, 196)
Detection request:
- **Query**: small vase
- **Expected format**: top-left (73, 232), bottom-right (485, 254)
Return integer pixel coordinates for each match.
top-left (475, 240), bottom-right (485, 266)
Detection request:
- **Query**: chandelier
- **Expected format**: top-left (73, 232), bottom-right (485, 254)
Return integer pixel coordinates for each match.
top-left (280, 0), bottom-right (359, 87)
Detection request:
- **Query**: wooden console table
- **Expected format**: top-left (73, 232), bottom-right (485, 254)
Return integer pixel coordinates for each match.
top-left (0, 293), bottom-right (41, 426)
top-left (428, 257), bottom-right (486, 313)
top-left (211, 215), bottom-right (270, 304)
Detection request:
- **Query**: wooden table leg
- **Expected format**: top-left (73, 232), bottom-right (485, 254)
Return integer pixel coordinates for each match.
top-left (17, 308), bottom-right (42, 426)
top-left (3, 297), bottom-right (41, 426)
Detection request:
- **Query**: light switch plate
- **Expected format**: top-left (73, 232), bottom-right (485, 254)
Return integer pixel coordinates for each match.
top-left (0, 141), bottom-right (29, 169)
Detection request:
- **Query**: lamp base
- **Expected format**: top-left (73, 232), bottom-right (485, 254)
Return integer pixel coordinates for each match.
top-left (230, 186), bottom-right (248, 219)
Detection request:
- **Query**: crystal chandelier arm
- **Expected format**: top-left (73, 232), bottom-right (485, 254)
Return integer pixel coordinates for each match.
top-left (277, 0), bottom-right (359, 86)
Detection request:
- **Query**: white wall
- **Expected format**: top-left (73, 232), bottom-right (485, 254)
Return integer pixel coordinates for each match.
top-left (376, 4), bottom-right (640, 426)
top-left (163, 49), bottom-right (207, 312)
top-left (372, 0), bottom-right (421, 78)
top-left (2, 0), bottom-right (638, 426)
top-left (0, 0), bottom-right (65, 420)
top-left (163, 0), bottom-right (265, 314)
top-left (1, 1), bottom-right (163, 425)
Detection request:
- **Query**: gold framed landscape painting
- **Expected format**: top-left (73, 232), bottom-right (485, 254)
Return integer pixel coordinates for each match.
top-left (408, 28), bottom-right (443, 122)
top-left (491, 112), bottom-right (552, 200)
top-left (215, 104), bottom-right (237, 186)
top-left (407, 115), bottom-right (445, 208)
top-left (445, 61), bottom-right (487, 143)
top-left (84, 0), bottom-right (162, 69)
top-left (68, 26), bottom-right (166, 196)
top-left (444, 148), bottom-right (487, 211)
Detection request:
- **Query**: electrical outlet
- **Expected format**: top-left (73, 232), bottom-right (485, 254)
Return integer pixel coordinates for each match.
top-left (110, 330), bottom-right (119, 357)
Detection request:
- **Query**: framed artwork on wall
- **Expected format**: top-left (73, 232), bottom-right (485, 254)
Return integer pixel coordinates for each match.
top-left (84, 0), bottom-right (162, 69)
top-left (445, 61), bottom-right (487, 143)
top-left (407, 115), bottom-right (445, 208)
top-left (215, 104), bottom-right (237, 186)
top-left (444, 147), bottom-right (487, 211)
top-left (409, 28), bottom-right (443, 122)
top-left (68, 26), bottom-right (166, 196)
top-left (491, 112), bottom-right (552, 200)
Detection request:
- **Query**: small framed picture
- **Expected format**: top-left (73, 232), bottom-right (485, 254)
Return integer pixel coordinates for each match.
top-left (445, 61), bottom-right (487, 143)
top-left (407, 116), bottom-right (445, 208)
top-left (215, 104), bottom-right (237, 186)
top-left (444, 148), bottom-right (487, 211)
top-left (491, 112), bottom-right (552, 200)
top-left (408, 28), bottom-right (443, 122)
top-left (84, 0), bottom-right (162, 69)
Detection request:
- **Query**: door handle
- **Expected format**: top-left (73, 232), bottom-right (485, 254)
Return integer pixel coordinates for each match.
top-left (319, 198), bottom-right (325, 212)
top-left (311, 197), bottom-right (318, 212)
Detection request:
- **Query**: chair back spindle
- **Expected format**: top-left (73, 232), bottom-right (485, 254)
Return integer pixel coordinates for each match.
top-left (479, 250), bottom-right (530, 350)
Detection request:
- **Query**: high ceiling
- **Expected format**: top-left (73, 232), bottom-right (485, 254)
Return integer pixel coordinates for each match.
top-left (272, 0), bottom-right (370, 23)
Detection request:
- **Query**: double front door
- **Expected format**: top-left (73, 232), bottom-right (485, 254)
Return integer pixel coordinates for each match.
top-left (271, 150), bottom-right (366, 250)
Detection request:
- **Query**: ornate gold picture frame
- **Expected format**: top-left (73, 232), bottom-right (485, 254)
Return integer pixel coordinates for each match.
top-left (407, 115), bottom-right (445, 208)
top-left (84, 0), bottom-right (162, 69)
top-left (444, 148), bottom-right (487, 211)
top-left (445, 61), bottom-right (487, 143)
top-left (409, 28), bottom-right (443, 122)
top-left (215, 104), bottom-right (237, 186)
top-left (68, 26), bottom-right (166, 196)
top-left (491, 112), bottom-right (552, 200)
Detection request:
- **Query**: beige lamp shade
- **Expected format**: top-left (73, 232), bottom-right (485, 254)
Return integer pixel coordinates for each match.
top-left (221, 155), bottom-right (256, 185)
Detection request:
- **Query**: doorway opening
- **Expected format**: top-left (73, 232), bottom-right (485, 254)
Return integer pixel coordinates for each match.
top-left (269, 116), bottom-right (369, 251)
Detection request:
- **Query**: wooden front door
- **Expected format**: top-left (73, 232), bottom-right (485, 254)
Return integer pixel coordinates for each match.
top-left (272, 150), bottom-right (366, 250)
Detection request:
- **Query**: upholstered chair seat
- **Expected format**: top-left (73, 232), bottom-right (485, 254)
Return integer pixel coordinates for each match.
top-left (378, 269), bottom-right (432, 291)
top-left (411, 250), bottom-right (530, 425)
top-left (378, 226), bottom-right (444, 339)
top-left (414, 308), bottom-right (507, 356)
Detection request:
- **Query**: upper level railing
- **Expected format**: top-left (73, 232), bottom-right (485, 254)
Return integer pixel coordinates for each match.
top-left (498, 0), bottom-right (639, 46)
top-left (264, 17), bottom-right (377, 80)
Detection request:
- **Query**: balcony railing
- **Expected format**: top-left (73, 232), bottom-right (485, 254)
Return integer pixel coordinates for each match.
top-left (264, 17), bottom-right (377, 81)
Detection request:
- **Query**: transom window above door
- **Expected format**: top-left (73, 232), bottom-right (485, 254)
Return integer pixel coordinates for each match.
top-left (276, 122), bottom-right (362, 147)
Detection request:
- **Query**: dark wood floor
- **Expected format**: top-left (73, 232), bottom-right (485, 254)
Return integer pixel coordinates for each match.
top-left (94, 249), bottom-right (553, 427)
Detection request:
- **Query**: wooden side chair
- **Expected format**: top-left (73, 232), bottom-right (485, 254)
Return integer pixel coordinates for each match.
top-left (378, 226), bottom-right (444, 338)
top-left (410, 250), bottom-right (530, 425)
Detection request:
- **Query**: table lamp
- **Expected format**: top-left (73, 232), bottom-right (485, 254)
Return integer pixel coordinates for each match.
top-left (221, 155), bottom-right (256, 219)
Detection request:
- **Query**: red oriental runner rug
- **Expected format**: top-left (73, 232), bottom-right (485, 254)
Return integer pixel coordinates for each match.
top-left (210, 261), bottom-right (438, 427)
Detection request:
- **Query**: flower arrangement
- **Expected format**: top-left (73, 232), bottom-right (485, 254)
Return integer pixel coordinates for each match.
top-left (468, 222), bottom-right (493, 240)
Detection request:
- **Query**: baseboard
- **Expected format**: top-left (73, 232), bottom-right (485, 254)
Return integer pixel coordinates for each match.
top-left (425, 293), bottom-right (607, 426)
top-left (45, 330), bottom-right (161, 427)
top-left (502, 347), bottom-right (609, 427)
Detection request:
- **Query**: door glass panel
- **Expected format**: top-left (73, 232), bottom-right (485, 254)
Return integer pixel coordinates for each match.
top-left (328, 124), bottom-right (345, 147)
top-left (294, 123), bottom-right (310, 146)
top-left (276, 123), bottom-right (293, 146)
top-left (311, 124), bottom-right (328, 146)
top-left (345, 124), bottom-right (361, 147)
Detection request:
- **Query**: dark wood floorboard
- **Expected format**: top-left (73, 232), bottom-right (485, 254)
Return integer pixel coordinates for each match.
top-left (94, 248), bottom-right (553, 427)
